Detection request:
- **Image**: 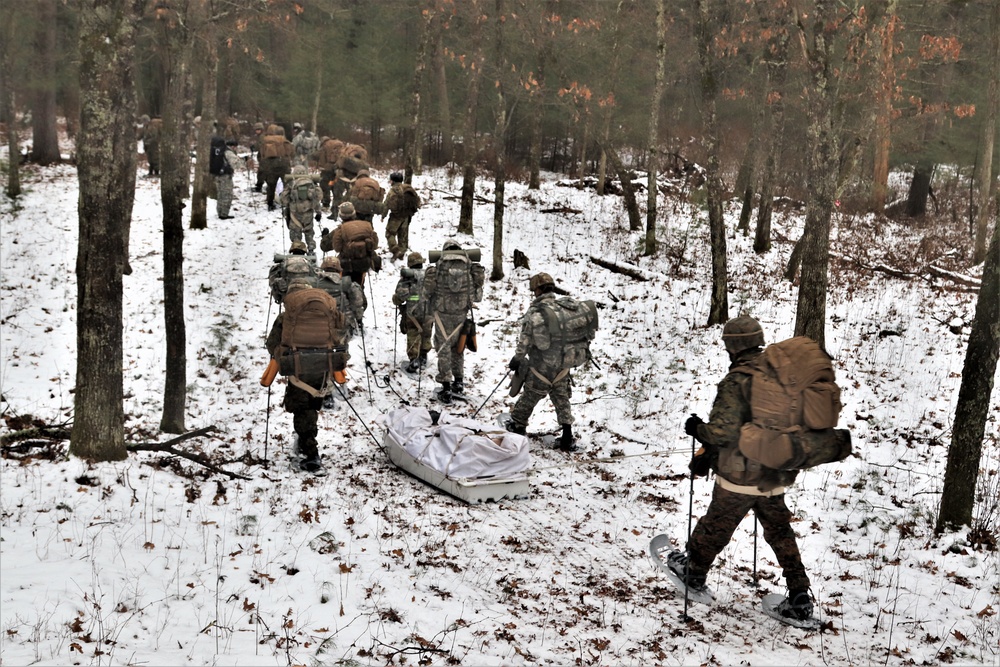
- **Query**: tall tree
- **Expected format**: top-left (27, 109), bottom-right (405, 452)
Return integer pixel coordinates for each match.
top-left (643, 0), bottom-right (667, 257)
top-left (869, 1), bottom-right (899, 213)
top-left (154, 3), bottom-right (195, 434)
top-left (526, 0), bottom-right (555, 191)
top-left (457, 0), bottom-right (486, 236)
top-left (792, 0), bottom-right (843, 347)
top-left (70, 0), bottom-right (144, 461)
top-left (190, 6), bottom-right (219, 231)
top-left (937, 196), bottom-right (1000, 531)
top-left (596, 1), bottom-right (627, 198)
top-left (696, 0), bottom-right (727, 326)
top-left (29, 0), bottom-right (61, 165)
top-left (490, 0), bottom-right (508, 281)
top-left (972, 1), bottom-right (1000, 265)
top-left (0, 1), bottom-right (24, 198)
top-left (406, 1), bottom-right (434, 179)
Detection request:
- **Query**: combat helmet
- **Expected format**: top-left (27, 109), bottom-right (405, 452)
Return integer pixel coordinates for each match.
top-left (407, 252), bottom-right (424, 268)
top-left (291, 165), bottom-right (308, 175)
top-left (529, 272), bottom-right (555, 293)
top-left (722, 316), bottom-right (765, 355)
top-left (442, 239), bottom-right (462, 251)
top-left (321, 256), bottom-right (342, 272)
top-left (338, 201), bottom-right (356, 219)
top-left (289, 241), bottom-right (308, 254)
top-left (390, 172), bottom-right (404, 183)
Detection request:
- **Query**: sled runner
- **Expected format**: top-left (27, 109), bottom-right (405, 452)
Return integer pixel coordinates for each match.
top-left (383, 406), bottom-right (532, 504)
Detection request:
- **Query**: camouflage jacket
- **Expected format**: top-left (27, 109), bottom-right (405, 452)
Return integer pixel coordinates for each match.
top-left (421, 254), bottom-right (482, 316)
top-left (697, 349), bottom-right (798, 492)
top-left (280, 175), bottom-right (322, 218)
top-left (315, 271), bottom-right (364, 333)
top-left (513, 292), bottom-right (562, 369)
top-left (392, 268), bottom-right (429, 320)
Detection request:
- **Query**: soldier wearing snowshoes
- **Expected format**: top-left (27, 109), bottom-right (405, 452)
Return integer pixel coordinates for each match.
top-left (265, 279), bottom-right (349, 474)
top-left (423, 240), bottom-right (485, 403)
top-left (315, 256), bottom-right (365, 340)
top-left (280, 165), bottom-right (322, 253)
top-left (505, 272), bottom-right (594, 452)
top-left (320, 201), bottom-right (381, 304)
top-left (668, 315), bottom-right (814, 623)
top-left (392, 252), bottom-right (432, 374)
top-left (383, 172), bottom-right (421, 262)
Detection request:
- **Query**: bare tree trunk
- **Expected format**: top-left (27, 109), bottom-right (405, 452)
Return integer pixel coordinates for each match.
top-left (754, 7), bottom-right (791, 254)
top-left (70, 0), bottom-right (143, 462)
top-left (157, 8), bottom-right (192, 434)
top-left (905, 159), bottom-right (935, 217)
top-left (644, 0), bottom-right (667, 257)
top-left (490, 0), bottom-right (507, 282)
top-left (311, 56), bottom-right (322, 133)
top-left (937, 196), bottom-right (1000, 530)
top-left (190, 26), bottom-right (217, 231)
top-left (433, 18), bottom-right (453, 164)
top-left (407, 3), bottom-right (433, 179)
top-left (603, 144), bottom-right (641, 231)
top-left (869, 3), bottom-right (898, 213)
top-left (1, 6), bottom-right (21, 199)
top-left (793, 0), bottom-right (841, 348)
top-left (697, 0), bottom-right (728, 326)
top-left (973, 1), bottom-right (1000, 265)
top-left (30, 0), bottom-right (61, 165)
top-left (457, 0), bottom-right (484, 236)
top-left (527, 27), bottom-right (548, 191)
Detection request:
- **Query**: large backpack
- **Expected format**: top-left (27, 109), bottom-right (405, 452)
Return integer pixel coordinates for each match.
top-left (433, 255), bottom-right (484, 314)
top-left (339, 220), bottom-right (375, 260)
top-left (397, 184), bottom-right (421, 215)
top-left (536, 297), bottom-right (599, 368)
top-left (276, 288), bottom-right (348, 378)
top-left (287, 175), bottom-right (319, 203)
top-left (736, 337), bottom-right (851, 471)
top-left (318, 139), bottom-right (345, 171)
top-left (209, 137), bottom-right (231, 176)
top-left (261, 134), bottom-right (284, 160)
top-left (268, 254), bottom-right (317, 304)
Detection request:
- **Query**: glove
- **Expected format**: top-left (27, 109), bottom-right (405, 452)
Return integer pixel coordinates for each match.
top-left (315, 212), bottom-right (322, 222)
top-left (689, 447), bottom-right (713, 477)
top-left (508, 357), bottom-right (521, 372)
top-left (684, 414), bottom-right (704, 438)
top-left (372, 254), bottom-right (382, 272)
top-left (321, 228), bottom-right (329, 237)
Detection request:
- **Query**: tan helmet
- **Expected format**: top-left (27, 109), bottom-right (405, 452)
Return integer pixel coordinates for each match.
top-left (321, 256), bottom-right (342, 272)
top-left (253, 122), bottom-right (264, 132)
top-left (338, 201), bottom-right (356, 219)
top-left (287, 278), bottom-right (313, 292)
top-left (442, 239), bottom-right (462, 251)
top-left (722, 316), bottom-right (765, 354)
top-left (289, 241), bottom-right (308, 254)
top-left (407, 252), bottom-right (424, 268)
top-left (291, 165), bottom-right (307, 175)
top-left (529, 272), bottom-right (555, 292)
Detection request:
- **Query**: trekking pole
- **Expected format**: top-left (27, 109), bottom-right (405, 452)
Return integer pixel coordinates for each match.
top-left (263, 383), bottom-right (272, 466)
top-left (751, 516), bottom-right (759, 587)
top-left (332, 381), bottom-right (381, 447)
top-left (368, 272), bottom-right (378, 329)
top-left (472, 369), bottom-right (511, 419)
top-left (359, 322), bottom-right (374, 406)
top-left (681, 433), bottom-right (697, 623)
top-left (393, 306), bottom-right (399, 369)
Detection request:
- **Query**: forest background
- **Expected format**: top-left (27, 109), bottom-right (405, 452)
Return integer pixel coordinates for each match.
top-left (0, 0), bottom-right (998, 577)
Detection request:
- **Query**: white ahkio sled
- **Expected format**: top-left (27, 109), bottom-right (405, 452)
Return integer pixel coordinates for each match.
top-left (381, 406), bottom-right (532, 504)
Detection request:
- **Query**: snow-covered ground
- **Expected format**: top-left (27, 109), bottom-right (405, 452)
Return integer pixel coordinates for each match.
top-left (1, 148), bottom-right (998, 666)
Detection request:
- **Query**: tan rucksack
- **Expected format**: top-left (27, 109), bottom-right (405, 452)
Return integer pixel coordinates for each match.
top-left (737, 337), bottom-right (851, 470)
top-left (276, 288), bottom-right (347, 377)
top-left (319, 138), bottom-right (345, 171)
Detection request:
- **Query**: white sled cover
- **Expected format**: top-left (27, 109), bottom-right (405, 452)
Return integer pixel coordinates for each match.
top-left (385, 407), bottom-right (530, 479)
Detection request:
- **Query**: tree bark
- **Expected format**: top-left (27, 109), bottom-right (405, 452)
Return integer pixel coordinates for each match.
top-left (973, 1), bottom-right (1000, 265)
top-left (457, 0), bottom-right (485, 236)
top-left (793, 1), bottom-right (841, 348)
top-left (754, 6), bottom-right (791, 255)
top-left (936, 196), bottom-right (1000, 531)
top-left (70, 0), bottom-right (143, 462)
top-left (190, 24), bottom-right (217, 231)
top-left (905, 160), bottom-right (934, 217)
top-left (156, 7), bottom-right (192, 434)
top-left (643, 0), bottom-right (667, 257)
top-left (696, 0), bottom-right (728, 326)
top-left (527, 4), bottom-right (551, 192)
top-left (432, 16), bottom-right (453, 164)
top-left (490, 0), bottom-right (507, 282)
top-left (406, 2), bottom-right (433, 179)
top-left (1, 4), bottom-right (22, 199)
top-left (30, 0), bottom-right (61, 165)
top-left (869, 3), bottom-right (898, 213)
top-left (603, 144), bottom-right (642, 231)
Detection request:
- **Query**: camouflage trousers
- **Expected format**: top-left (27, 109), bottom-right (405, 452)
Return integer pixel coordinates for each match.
top-left (385, 214), bottom-right (412, 261)
top-left (510, 365), bottom-right (574, 429)
top-left (432, 311), bottom-right (466, 384)
top-left (215, 174), bottom-right (234, 217)
top-left (282, 377), bottom-right (324, 459)
top-left (403, 314), bottom-right (433, 361)
top-left (686, 483), bottom-right (810, 592)
top-left (320, 169), bottom-right (337, 208)
top-left (287, 210), bottom-right (316, 252)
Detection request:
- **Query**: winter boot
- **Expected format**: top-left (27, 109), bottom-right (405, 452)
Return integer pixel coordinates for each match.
top-left (451, 378), bottom-right (465, 397)
top-left (418, 351), bottom-right (429, 368)
top-left (405, 358), bottom-right (421, 374)
top-left (558, 424), bottom-right (578, 452)
top-left (437, 382), bottom-right (452, 404)
top-left (299, 456), bottom-right (324, 474)
top-left (506, 420), bottom-right (527, 435)
top-left (776, 589), bottom-right (813, 621)
top-left (665, 550), bottom-right (708, 593)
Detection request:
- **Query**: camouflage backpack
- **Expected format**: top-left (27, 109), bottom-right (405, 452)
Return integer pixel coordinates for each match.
top-left (269, 254), bottom-right (316, 304)
top-left (736, 337), bottom-right (852, 471)
top-left (430, 253), bottom-right (484, 314)
top-left (391, 184), bottom-right (420, 216)
top-left (536, 297), bottom-right (599, 368)
top-left (276, 288), bottom-right (348, 378)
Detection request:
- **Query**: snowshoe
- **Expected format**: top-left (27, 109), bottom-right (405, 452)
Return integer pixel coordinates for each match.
top-left (298, 456), bottom-right (327, 476)
top-left (761, 592), bottom-right (821, 630)
top-left (648, 535), bottom-right (715, 605)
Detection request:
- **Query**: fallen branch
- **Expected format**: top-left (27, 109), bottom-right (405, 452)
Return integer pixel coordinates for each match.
top-left (425, 186), bottom-right (494, 206)
top-left (128, 426), bottom-right (250, 480)
top-left (845, 254), bottom-right (981, 291)
top-left (0, 423), bottom-right (72, 446)
top-left (540, 206), bottom-right (583, 214)
top-left (589, 256), bottom-right (649, 282)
